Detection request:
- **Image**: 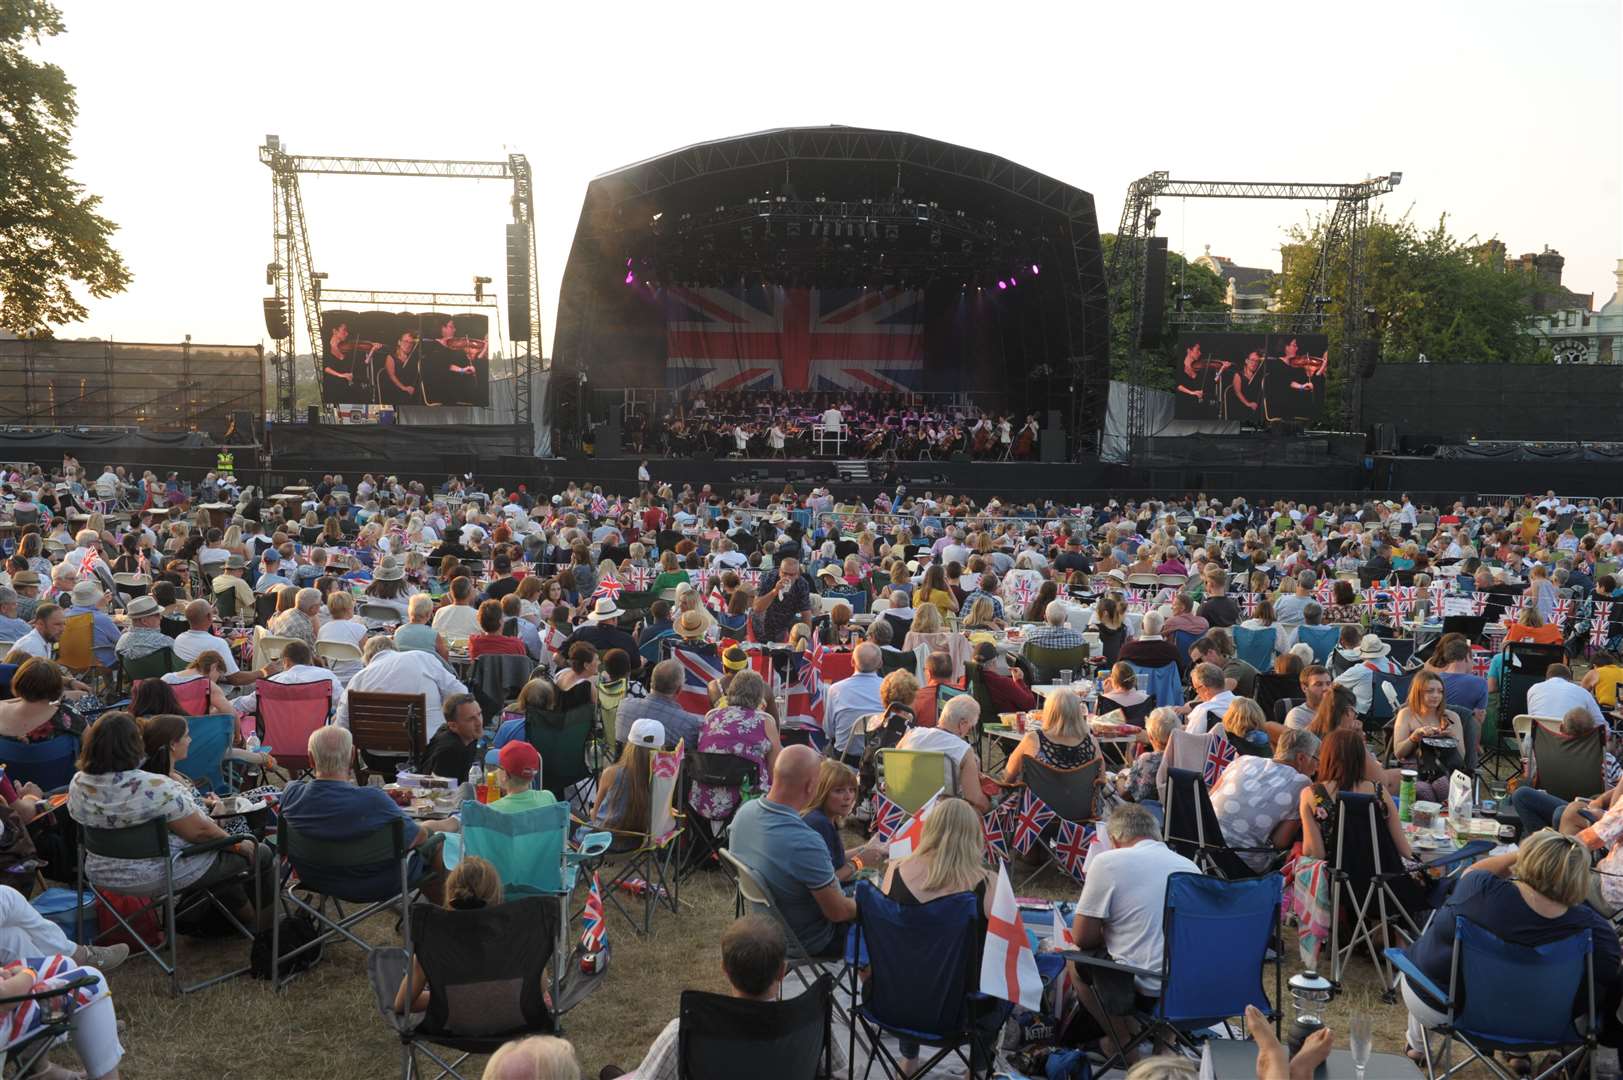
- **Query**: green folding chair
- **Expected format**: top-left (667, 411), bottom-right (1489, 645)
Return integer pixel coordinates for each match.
top-left (877, 748), bottom-right (951, 812)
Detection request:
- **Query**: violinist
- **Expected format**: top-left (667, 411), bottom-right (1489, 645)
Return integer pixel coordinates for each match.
top-left (377, 329), bottom-right (421, 406)
top-left (1175, 342), bottom-right (1229, 416)
top-left (996, 415), bottom-right (1013, 456)
top-left (1224, 349), bottom-right (1264, 421)
top-left (420, 317), bottom-right (487, 406)
top-left (323, 322), bottom-right (382, 404)
top-left (768, 419), bottom-right (787, 457)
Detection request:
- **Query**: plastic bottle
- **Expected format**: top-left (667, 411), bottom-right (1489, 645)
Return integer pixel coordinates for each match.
top-left (468, 763), bottom-right (484, 802)
top-left (740, 774), bottom-right (754, 804)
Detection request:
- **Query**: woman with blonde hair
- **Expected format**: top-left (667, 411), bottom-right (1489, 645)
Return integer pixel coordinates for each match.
top-left (481, 1036), bottom-right (581, 1080)
top-left (880, 797), bottom-right (1001, 1076)
top-left (1504, 602), bottom-right (1563, 646)
top-left (1002, 686), bottom-right (1097, 782)
top-left (1221, 697), bottom-right (1271, 756)
top-left (962, 595), bottom-right (1000, 633)
top-left (902, 601), bottom-right (967, 676)
top-left (1396, 829), bottom-right (1620, 1066)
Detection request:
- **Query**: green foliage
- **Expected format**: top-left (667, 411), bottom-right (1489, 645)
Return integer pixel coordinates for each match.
top-left (1274, 210), bottom-right (1541, 367)
top-left (1100, 233), bottom-right (1230, 387)
top-left (0, 1), bottom-right (131, 337)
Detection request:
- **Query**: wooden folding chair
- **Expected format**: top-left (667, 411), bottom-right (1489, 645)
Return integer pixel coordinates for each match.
top-left (347, 691), bottom-right (427, 784)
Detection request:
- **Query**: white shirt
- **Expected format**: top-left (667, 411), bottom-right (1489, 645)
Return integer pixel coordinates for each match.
top-left (234, 663), bottom-right (344, 715)
top-left (172, 628), bottom-right (240, 675)
top-left (1333, 656), bottom-right (1401, 714)
top-left (10, 629), bottom-right (50, 660)
top-left (1077, 839), bottom-right (1200, 994)
top-left (432, 603), bottom-right (481, 640)
top-left (1185, 689), bottom-right (1235, 735)
top-left (1527, 677), bottom-right (1604, 727)
top-left (821, 408), bottom-right (843, 431)
top-left (459, 523), bottom-right (488, 547)
top-left (334, 648), bottom-right (467, 739)
top-left (637, 464), bottom-right (651, 482)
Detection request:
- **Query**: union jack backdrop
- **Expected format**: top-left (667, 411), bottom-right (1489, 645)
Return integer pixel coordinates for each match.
top-left (664, 286), bottom-right (925, 394)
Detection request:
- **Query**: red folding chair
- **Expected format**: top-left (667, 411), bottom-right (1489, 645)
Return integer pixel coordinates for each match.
top-left (139, 676), bottom-right (210, 717)
top-left (254, 678), bottom-right (334, 777)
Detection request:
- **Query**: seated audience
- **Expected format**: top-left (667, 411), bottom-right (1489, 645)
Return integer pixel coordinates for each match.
top-left (897, 694), bottom-right (990, 812)
top-left (1210, 727), bottom-right (1318, 870)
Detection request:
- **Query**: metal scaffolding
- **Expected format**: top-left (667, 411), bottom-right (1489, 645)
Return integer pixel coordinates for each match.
top-left (1107, 170), bottom-right (1398, 459)
top-left (258, 137), bottom-right (543, 443)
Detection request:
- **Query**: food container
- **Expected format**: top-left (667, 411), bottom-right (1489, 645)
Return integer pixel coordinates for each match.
top-left (1410, 800), bottom-right (1441, 832)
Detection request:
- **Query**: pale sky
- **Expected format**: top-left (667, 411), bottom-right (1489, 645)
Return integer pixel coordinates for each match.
top-left (42, 0), bottom-right (1623, 356)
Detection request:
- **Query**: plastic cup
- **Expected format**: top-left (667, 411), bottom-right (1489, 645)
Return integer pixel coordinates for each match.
top-left (1058, 668), bottom-right (1073, 687)
top-left (475, 784), bottom-right (490, 805)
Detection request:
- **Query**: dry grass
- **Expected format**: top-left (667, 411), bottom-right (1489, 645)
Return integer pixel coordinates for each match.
top-left (57, 827), bottom-right (1501, 1078)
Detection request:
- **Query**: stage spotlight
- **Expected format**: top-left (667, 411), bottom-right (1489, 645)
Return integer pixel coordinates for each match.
top-left (624, 271), bottom-right (635, 285)
top-left (1031, 264), bottom-right (1040, 275)
top-left (997, 280), bottom-right (1007, 290)
top-left (1009, 276), bottom-right (1018, 287)
top-left (626, 258), bottom-right (633, 267)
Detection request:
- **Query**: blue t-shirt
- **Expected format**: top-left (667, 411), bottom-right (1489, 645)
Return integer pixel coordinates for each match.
top-left (803, 807), bottom-right (846, 873)
top-left (728, 797), bottom-right (838, 953)
top-left (1403, 872), bottom-right (1619, 1009)
top-left (278, 779), bottom-right (422, 895)
top-left (1439, 672), bottom-right (1488, 717)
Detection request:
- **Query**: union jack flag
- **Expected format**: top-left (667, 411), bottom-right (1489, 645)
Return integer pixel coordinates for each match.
top-left (1471, 648), bottom-right (1491, 679)
top-left (1008, 789), bottom-right (1056, 855)
top-left (871, 794), bottom-right (908, 843)
top-left (982, 807), bottom-right (1009, 863)
top-left (1006, 574), bottom-right (1038, 609)
top-left (1593, 602), bottom-right (1615, 648)
top-left (664, 286), bottom-right (925, 394)
top-left (591, 577), bottom-right (624, 603)
top-left (739, 569), bottom-right (762, 589)
top-left (1050, 820), bottom-right (1096, 883)
top-left (786, 652), bottom-right (825, 729)
top-left (1239, 592), bottom-right (1260, 617)
top-left (1204, 734), bottom-right (1237, 788)
top-left (670, 643), bottom-right (722, 716)
top-left (625, 565), bottom-right (654, 591)
top-left (589, 492), bottom-right (608, 516)
top-left (580, 871), bottom-right (606, 953)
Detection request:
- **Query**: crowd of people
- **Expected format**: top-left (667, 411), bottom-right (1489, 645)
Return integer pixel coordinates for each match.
top-left (4, 457), bottom-right (1623, 1075)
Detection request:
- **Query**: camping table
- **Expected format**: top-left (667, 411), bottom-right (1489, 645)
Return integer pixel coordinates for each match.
top-left (1200, 1037), bottom-right (1420, 1079)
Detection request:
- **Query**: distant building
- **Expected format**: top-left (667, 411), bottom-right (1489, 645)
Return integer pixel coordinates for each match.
top-left (1525, 258), bottom-right (1622, 365)
top-left (1192, 245), bottom-right (1275, 318)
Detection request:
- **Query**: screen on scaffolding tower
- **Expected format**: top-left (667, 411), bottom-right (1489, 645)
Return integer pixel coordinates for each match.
top-left (1171, 332), bottom-right (1328, 422)
top-left (319, 310), bottom-right (490, 407)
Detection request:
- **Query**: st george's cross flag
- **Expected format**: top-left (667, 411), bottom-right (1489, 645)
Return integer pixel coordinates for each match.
top-left (980, 862), bottom-right (1042, 1011)
top-left (887, 790), bottom-right (943, 860)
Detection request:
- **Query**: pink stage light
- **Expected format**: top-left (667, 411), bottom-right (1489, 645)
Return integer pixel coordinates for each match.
top-left (1010, 276), bottom-right (1018, 287)
top-left (624, 271), bottom-right (635, 285)
top-left (996, 280), bottom-right (1007, 290)
top-left (1031, 264), bottom-right (1040, 275)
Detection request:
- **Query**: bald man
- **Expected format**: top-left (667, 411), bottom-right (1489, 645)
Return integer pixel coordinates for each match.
top-left (172, 597), bottom-right (258, 685)
top-left (823, 641), bottom-right (885, 767)
top-left (726, 744), bottom-right (858, 957)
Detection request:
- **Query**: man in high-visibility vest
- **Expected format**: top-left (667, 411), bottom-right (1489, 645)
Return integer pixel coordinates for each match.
top-left (216, 449), bottom-right (234, 475)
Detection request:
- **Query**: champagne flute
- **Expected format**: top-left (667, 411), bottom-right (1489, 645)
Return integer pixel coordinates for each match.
top-left (1350, 1013), bottom-right (1373, 1080)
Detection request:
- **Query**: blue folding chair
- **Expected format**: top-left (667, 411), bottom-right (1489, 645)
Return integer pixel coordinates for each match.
top-left (825, 589), bottom-right (868, 616)
top-left (176, 713), bottom-right (235, 794)
top-left (1232, 625), bottom-right (1276, 673)
top-left (1128, 663), bottom-right (1183, 715)
top-left (0, 734), bottom-right (79, 792)
top-left (1068, 872), bottom-right (1283, 1068)
top-left (1387, 919), bottom-right (1595, 1080)
top-left (1296, 624), bottom-right (1340, 664)
top-left (846, 882), bottom-right (1006, 1080)
top-left (1171, 630), bottom-right (1200, 677)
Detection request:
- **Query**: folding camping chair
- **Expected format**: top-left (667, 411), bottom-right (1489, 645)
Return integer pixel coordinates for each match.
top-left (120, 646), bottom-right (177, 686)
top-left (1528, 716), bottom-right (1606, 800)
top-left (1324, 791), bottom-right (1489, 987)
top-left (271, 816), bottom-right (426, 991)
top-left (525, 701), bottom-right (597, 810)
top-left (346, 691), bottom-right (427, 784)
top-left (1066, 872), bottom-right (1283, 1070)
top-left (444, 799), bottom-right (611, 998)
top-left (1127, 663), bottom-right (1183, 716)
top-left (1387, 919), bottom-right (1596, 1080)
top-left (1161, 766), bottom-right (1288, 880)
top-left (1232, 625), bottom-right (1276, 672)
top-left (1024, 643), bottom-right (1089, 685)
top-left (594, 741), bottom-right (685, 935)
top-left (0, 970), bottom-right (105, 1077)
top-left (681, 751), bottom-right (758, 880)
top-left (847, 882), bottom-right (1005, 1080)
top-left (678, 974), bottom-right (834, 1080)
top-left (367, 897), bottom-right (574, 1080)
top-left (1500, 642), bottom-right (1568, 721)
top-left (468, 653), bottom-right (535, 724)
top-left (73, 816), bottom-right (256, 995)
top-left (1008, 756), bottom-right (1101, 889)
top-left (0, 733), bottom-right (80, 791)
top-left (175, 713), bottom-right (236, 794)
top-left (253, 676), bottom-right (333, 779)
top-left (1171, 629), bottom-right (1201, 677)
top-left (1297, 624), bottom-right (1340, 664)
top-left (876, 749), bottom-right (952, 813)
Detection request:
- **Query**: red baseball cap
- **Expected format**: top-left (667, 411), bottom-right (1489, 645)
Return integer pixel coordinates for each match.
top-left (497, 740), bottom-right (541, 780)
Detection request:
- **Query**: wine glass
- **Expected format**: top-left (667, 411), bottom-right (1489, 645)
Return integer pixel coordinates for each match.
top-left (1349, 1013), bottom-right (1373, 1080)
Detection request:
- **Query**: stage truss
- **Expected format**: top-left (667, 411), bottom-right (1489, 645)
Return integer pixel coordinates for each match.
top-left (1108, 171), bottom-right (1398, 460)
top-left (258, 138), bottom-right (543, 439)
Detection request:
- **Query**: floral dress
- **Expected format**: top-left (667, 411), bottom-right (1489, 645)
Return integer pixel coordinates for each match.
top-left (690, 706), bottom-right (772, 821)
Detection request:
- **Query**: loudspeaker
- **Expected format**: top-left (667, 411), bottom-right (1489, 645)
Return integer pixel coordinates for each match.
top-left (1373, 423), bottom-right (1398, 454)
top-left (1040, 429), bottom-right (1066, 462)
top-left (262, 297), bottom-right (290, 339)
top-left (1138, 237), bottom-right (1168, 347)
top-left (1358, 339), bottom-right (1379, 378)
top-left (1045, 410), bottom-right (1063, 430)
top-left (305, 405), bottom-right (320, 425)
top-left (505, 224), bottom-right (531, 341)
top-left (230, 410), bottom-right (257, 442)
top-left (596, 424), bottom-right (622, 458)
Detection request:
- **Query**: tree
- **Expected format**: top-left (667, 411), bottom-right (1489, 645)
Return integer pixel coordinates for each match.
top-left (1099, 233), bottom-right (1230, 387)
top-left (0, 1), bottom-right (130, 337)
top-left (1274, 209), bottom-right (1540, 368)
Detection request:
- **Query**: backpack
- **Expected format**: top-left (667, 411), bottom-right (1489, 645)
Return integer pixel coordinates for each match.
top-left (250, 913), bottom-right (325, 979)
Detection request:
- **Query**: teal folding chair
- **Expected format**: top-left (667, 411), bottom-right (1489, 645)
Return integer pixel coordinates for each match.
top-left (176, 713), bottom-right (236, 794)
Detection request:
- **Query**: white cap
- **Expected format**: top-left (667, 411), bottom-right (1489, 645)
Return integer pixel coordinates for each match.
top-left (628, 718), bottom-right (666, 748)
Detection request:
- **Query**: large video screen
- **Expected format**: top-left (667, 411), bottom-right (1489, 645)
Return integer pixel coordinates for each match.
top-left (1172, 332), bottom-right (1328, 422)
top-left (319, 310), bottom-right (490, 407)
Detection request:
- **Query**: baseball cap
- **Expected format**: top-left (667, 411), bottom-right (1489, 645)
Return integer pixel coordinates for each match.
top-left (497, 740), bottom-right (542, 781)
top-left (628, 718), bottom-right (666, 749)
